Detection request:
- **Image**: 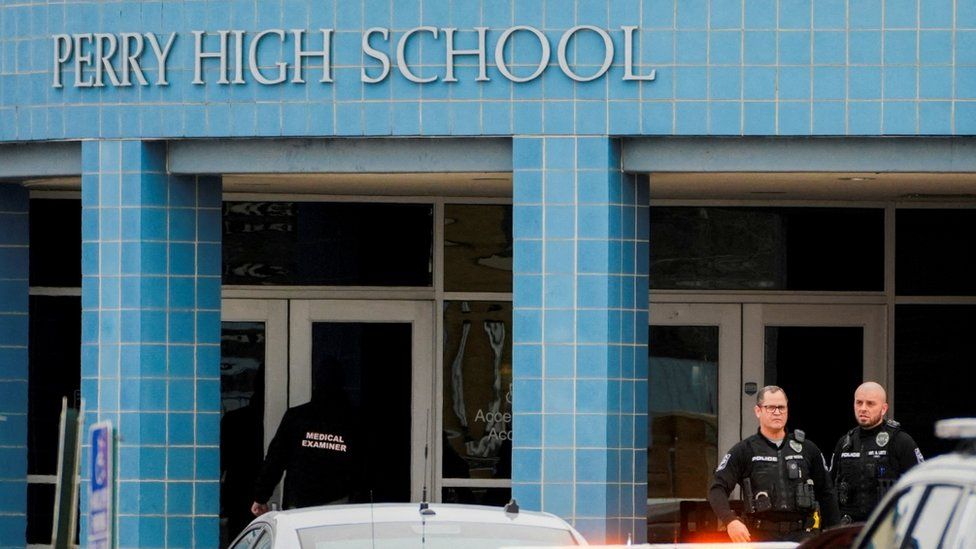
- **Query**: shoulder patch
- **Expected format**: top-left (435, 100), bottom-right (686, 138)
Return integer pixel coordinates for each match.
top-left (876, 431), bottom-right (890, 447)
top-left (915, 448), bottom-right (924, 464)
top-left (717, 453), bottom-right (731, 471)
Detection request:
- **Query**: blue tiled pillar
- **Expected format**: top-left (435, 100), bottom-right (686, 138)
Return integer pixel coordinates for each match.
top-left (511, 137), bottom-right (649, 544)
top-left (81, 141), bottom-right (222, 549)
top-left (0, 185), bottom-right (28, 548)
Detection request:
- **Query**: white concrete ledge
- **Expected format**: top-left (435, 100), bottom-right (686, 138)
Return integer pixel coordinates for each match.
top-left (622, 137), bottom-right (976, 173)
top-left (168, 137), bottom-right (513, 174)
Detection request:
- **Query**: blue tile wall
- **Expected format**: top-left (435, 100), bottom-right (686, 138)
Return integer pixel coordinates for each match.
top-left (80, 141), bottom-right (222, 549)
top-left (512, 137), bottom-right (648, 544)
top-left (0, 185), bottom-right (28, 549)
top-left (1, 0), bottom-right (974, 139)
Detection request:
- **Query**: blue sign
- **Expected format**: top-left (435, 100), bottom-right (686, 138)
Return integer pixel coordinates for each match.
top-left (88, 422), bottom-right (114, 549)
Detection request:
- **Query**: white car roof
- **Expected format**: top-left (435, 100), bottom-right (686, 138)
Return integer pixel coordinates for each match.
top-left (894, 452), bottom-right (976, 487)
top-left (251, 502), bottom-right (586, 546)
top-left (267, 503), bottom-right (577, 530)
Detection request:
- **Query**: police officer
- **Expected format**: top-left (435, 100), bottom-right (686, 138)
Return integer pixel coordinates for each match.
top-left (251, 361), bottom-right (364, 515)
top-left (709, 386), bottom-right (840, 543)
top-left (830, 381), bottom-right (923, 524)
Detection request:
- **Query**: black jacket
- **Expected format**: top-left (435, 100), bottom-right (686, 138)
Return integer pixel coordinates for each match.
top-left (709, 429), bottom-right (841, 528)
top-left (253, 400), bottom-right (362, 509)
top-left (830, 419), bottom-right (923, 521)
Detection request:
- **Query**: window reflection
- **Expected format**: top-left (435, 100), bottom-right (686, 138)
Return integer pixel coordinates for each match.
top-left (649, 207), bottom-right (884, 291)
top-left (647, 326), bottom-right (719, 543)
top-left (442, 301), bottom-right (513, 481)
top-left (222, 201), bottom-right (433, 287)
top-left (444, 205), bottom-right (513, 293)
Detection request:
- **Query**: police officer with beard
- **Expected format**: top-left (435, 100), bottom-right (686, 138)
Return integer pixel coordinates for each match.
top-left (709, 386), bottom-right (840, 542)
top-left (251, 360), bottom-right (364, 515)
top-left (830, 381), bottom-right (923, 524)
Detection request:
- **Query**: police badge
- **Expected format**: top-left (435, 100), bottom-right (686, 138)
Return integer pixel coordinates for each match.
top-left (876, 431), bottom-right (890, 447)
top-left (790, 440), bottom-right (803, 453)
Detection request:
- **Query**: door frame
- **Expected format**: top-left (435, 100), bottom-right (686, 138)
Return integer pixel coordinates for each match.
top-left (288, 299), bottom-right (435, 502)
top-left (740, 303), bottom-right (887, 438)
top-left (649, 303), bottom-right (743, 466)
top-left (221, 299), bottom-right (289, 454)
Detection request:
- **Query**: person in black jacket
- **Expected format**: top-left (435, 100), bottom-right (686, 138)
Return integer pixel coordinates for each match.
top-left (830, 381), bottom-right (923, 524)
top-left (251, 361), bottom-right (363, 515)
top-left (709, 385), bottom-right (840, 542)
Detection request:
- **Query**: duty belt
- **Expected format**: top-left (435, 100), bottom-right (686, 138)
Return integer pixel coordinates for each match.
top-left (749, 518), bottom-right (809, 533)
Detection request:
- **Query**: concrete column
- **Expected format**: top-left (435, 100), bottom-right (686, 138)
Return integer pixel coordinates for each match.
top-left (0, 184), bottom-right (29, 547)
top-left (81, 141), bottom-right (222, 548)
top-left (510, 137), bottom-right (649, 543)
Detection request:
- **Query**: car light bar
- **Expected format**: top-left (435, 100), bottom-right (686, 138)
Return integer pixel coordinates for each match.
top-left (935, 418), bottom-right (976, 440)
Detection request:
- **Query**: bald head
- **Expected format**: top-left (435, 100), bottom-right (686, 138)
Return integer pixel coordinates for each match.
top-left (854, 381), bottom-right (889, 428)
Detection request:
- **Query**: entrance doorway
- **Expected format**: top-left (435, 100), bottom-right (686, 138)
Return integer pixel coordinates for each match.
top-left (645, 302), bottom-right (886, 542)
top-left (219, 299), bottom-right (434, 540)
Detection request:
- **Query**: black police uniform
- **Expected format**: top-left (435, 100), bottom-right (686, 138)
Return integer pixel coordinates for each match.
top-left (253, 400), bottom-right (362, 509)
top-left (830, 418), bottom-right (923, 523)
top-left (709, 429), bottom-right (841, 542)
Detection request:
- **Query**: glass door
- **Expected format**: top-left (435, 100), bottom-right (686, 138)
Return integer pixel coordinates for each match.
top-left (289, 300), bottom-right (435, 503)
top-left (647, 303), bottom-right (741, 542)
top-left (741, 304), bottom-right (887, 451)
top-left (220, 299), bottom-right (288, 544)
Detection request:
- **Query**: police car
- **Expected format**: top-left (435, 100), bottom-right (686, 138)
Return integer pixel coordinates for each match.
top-left (227, 501), bottom-right (588, 548)
top-left (797, 418), bottom-right (976, 549)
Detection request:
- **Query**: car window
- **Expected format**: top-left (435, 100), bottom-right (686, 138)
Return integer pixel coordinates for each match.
top-left (230, 526), bottom-right (265, 549)
top-left (906, 486), bottom-right (963, 548)
top-left (297, 521), bottom-right (579, 548)
top-left (863, 485), bottom-right (926, 549)
top-left (946, 491), bottom-right (976, 549)
top-left (254, 528), bottom-right (273, 549)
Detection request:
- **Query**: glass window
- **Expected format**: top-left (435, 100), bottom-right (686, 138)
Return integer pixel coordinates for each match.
top-left (229, 527), bottom-right (265, 549)
top-left (649, 207), bottom-right (884, 291)
top-left (223, 202), bottom-right (433, 286)
top-left (254, 529), bottom-right (273, 549)
top-left (441, 487), bottom-right (512, 506)
top-left (311, 322), bottom-right (413, 503)
top-left (220, 322), bottom-right (267, 544)
top-left (863, 485), bottom-right (926, 549)
top-left (947, 492), bottom-right (976, 549)
top-left (647, 326), bottom-right (718, 542)
top-left (895, 305), bottom-right (976, 457)
top-left (297, 521), bottom-right (578, 548)
top-left (896, 209), bottom-right (976, 296)
top-left (28, 296), bottom-right (81, 475)
top-left (444, 204), bottom-right (513, 293)
top-left (29, 199), bottom-right (81, 288)
top-left (908, 485), bottom-right (963, 548)
top-left (764, 326), bottom-right (863, 451)
top-left (442, 301), bottom-right (512, 480)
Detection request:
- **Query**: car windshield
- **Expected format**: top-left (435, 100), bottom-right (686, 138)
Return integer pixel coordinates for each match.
top-left (297, 521), bottom-right (579, 548)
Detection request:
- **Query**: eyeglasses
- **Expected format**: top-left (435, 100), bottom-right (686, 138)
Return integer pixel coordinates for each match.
top-left (760, 405), bottom-right (787, 414)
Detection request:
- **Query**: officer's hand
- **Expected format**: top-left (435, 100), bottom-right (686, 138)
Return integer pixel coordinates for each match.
top-left (726, 519), bottom-right (751, 543)
top-left (251, 501), bottom-right (269, 516)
